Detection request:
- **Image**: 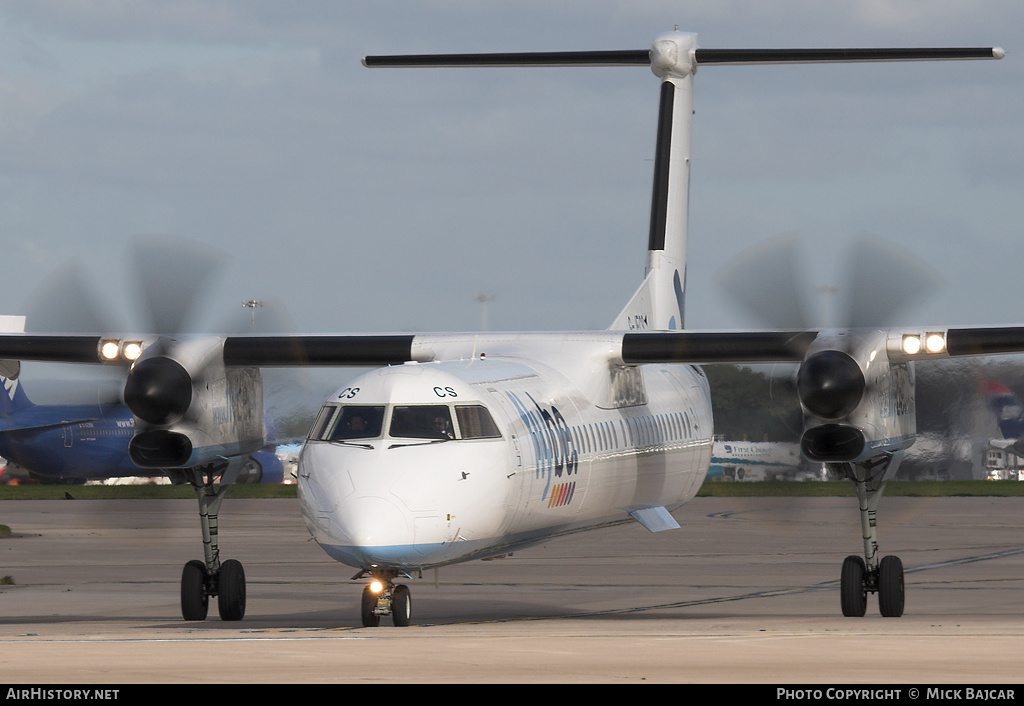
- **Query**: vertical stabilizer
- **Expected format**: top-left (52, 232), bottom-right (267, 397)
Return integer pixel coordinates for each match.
top-left (0, 315), bottom-right (30, 414)
top-left (611, 32), bottom-right (696, 332)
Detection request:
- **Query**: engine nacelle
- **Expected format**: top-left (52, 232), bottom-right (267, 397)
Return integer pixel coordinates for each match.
top-left (797, 330), bottom-right (916, 463)
top-left (124, 336), bottom-right (265, 468)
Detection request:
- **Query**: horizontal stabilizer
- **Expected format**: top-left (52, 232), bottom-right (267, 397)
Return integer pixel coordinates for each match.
top-left (364, 49), bottom-right (650, 68)
top-left (364, 46), bottom-right (1003, 71)
top-left (693, 47), bottom-right (1003, 65)
top-left (627, 505), bottom-right (681, 533)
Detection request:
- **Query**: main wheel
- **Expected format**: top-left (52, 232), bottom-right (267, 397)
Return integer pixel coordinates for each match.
top-left (217, 559), bottom-right (246, 621)
top-left (840, 555), bottom-right (867, 617)
top-left (392, 584), bottom-right (412, 627)
top-left (181, 560), bottom-right (209, 621)
top-left (878, 555), bottom-right (905, 618)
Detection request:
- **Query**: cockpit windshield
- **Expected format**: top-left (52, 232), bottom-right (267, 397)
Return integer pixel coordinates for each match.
top-left (308, 405), bottom-right (385, 441)
top-left (390, 405), bottom-right (453, 440)
top-left (307, 402), bottom-right (502, 443)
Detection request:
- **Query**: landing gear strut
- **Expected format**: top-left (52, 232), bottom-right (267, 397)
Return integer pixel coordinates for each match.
top-left (355, 569), bottom-right (413, 627)
top-left (829, 453), bottom-right (905, 618)
top-left (176, 465), bottom-right (247, 621)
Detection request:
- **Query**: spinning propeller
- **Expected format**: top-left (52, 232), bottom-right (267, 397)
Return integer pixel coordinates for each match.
top-left (711, 233), bottom-right (945, 462)
top-left (23, 236), bottom-right (273, 469)
top-left (716, 232), bottom-right (942, 331)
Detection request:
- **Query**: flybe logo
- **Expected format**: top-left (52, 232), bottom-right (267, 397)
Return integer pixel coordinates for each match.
top-left (506, 391), bottom-right (579, 504)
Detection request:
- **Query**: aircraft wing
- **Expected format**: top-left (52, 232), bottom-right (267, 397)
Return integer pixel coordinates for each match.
top-left (3, 327), bottom-right (1024, 368)
top-left (618, 327), bottom-right (1024, 363)
top-left (1, 326), bottom-right (1023, 471)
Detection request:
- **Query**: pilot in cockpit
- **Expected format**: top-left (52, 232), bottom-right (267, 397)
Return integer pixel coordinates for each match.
top-left (433, 415), bottom-right (453, 440)
top-left (348, 414), bottom-right (367, 434)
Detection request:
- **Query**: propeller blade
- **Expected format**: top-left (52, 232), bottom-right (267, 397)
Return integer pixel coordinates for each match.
top-left (840, 233), bottom-right (942, 329)
top-left (715, 233), bottom-right (814, 329)
top-left (717, 233), bottom-right (942, 330)
top-left (129, 235), bottom-right (228, 335)
top-left (23, 261), bottom-right (119, 335)
top-left (21, 261), bottom-right (126, 404)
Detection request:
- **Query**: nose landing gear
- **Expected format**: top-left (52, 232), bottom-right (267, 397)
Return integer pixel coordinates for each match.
top-left (356, 569), bottom-right (413, 627)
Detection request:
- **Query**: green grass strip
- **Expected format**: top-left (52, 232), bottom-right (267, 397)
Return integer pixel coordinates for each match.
top-left (0, 480), bottom-right (1021, 500)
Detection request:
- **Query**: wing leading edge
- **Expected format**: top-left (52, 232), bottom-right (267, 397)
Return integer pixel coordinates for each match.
top-left (3, 328), bottom-right (1024, 368)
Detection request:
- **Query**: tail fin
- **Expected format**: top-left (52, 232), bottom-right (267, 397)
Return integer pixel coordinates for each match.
top-left (611, 33), bottom-right (696, 331)
top-left (982, 380), bottom-right (1024, 439)
top-left (0, 373), bottom-right (32, 416)
top-left (0, 315), bottom-right (31, 416)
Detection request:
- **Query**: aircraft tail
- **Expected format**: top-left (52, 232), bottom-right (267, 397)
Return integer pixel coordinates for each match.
top-left (604, 34), bottom-right (1000, 333)
top-left (610, 35), bottom-right (695, 332)
top-left (361, 34), bottom-right (1000, 334)
top-left (0, 315), bottom-right (30, 417)
top-left (0, 373), bottom-right (33, 417)
top-left (982, 380), bottom-right (1024, 439)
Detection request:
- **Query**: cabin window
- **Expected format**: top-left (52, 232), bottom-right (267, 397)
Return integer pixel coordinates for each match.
top-left (391, 405), bottom-right (454, 440)
top-left (326, 406), bottom-right (385, 440)
top-left (455, 405), bottom-right (502, 439)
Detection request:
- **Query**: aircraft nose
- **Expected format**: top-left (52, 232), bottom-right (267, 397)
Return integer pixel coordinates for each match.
top-left (332, 496), bottom-right (410, 564)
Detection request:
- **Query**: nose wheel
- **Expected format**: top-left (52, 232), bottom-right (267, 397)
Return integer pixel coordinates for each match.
top-left (357, 570), bottom-right (413, 627)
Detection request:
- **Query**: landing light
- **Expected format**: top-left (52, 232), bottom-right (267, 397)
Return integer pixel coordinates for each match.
top-left (100, 339), bottom-right (145, 363)
top-left (370, 580), bottom-right (384, 594)
top-left (901, 335), bottom-right (922, 355)
top-left (925, 333), bottom-right (946, 354)
top-left (122, 341), bottom-right (144, 361)
top-left (100, 340), bottom-right (121, 361)
top-left (900, 333), bottom-right (946, 357)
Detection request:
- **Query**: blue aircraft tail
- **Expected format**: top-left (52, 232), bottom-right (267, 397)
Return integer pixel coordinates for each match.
top-left (982, 381), bottom-right (1024, 439)
top-left (0, 374), bottom-right (33, 418)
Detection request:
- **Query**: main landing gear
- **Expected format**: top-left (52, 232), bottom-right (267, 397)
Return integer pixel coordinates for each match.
top-left (828, 455), bottom-right (905, 618)
top-left (355, 569), bottom-right (414, 627)
top-left (175, 465), bottom-right (247, 621)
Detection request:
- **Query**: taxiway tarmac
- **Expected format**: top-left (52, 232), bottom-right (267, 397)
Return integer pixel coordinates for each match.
top-left (1, 495), bottom-right (1022, 684)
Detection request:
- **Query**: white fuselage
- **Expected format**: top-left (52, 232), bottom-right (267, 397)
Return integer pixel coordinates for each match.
top-left (297, 339), bottom-right (712, 572)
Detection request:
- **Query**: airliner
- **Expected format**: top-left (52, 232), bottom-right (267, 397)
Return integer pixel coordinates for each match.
top-left (0, 31), bottom-right (1017, 626)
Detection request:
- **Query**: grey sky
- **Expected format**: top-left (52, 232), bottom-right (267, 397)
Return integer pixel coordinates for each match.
top-left (2, 1), bottom-right (1023, 403)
